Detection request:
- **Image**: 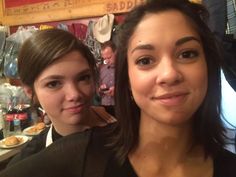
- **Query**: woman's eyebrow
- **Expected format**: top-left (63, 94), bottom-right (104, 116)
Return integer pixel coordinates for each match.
top-left (40, 69), bottom-right (91, 82)
top-left (130, 36), bottom-right (200, 54)
top-left (175, 36), bottom-right (201, 46)
top-left (78, 69), bottom-right (91, 75)
top-left (130, 44), bottom-right (155, 54)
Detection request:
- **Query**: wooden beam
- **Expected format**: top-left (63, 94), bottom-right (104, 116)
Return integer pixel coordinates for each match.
top-left (0, 1), bottom-right (3, 24)
top-left (1, 0), bottom-right (145, 26)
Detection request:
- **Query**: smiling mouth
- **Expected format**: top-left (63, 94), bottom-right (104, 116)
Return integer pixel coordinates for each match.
top-left (152, 93), bottom-right (189, 106)
top-left (64, 105), bottom-right (84, 113)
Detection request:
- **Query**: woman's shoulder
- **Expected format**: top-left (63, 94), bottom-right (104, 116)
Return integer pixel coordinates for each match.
top-left (91, 106), bottom-right (117, 124)
top-left (214, 148), bottom-right (236, 176)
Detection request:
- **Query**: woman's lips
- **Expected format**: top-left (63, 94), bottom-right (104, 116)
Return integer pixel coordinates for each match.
top-left (64, 105), bottom-right (84, 113)
top-left (152, 92), bottom-right (189, 106)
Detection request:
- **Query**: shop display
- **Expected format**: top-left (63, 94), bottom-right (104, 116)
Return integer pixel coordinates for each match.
top-left (72, 23), bottom-right (88, 42)
top-left (85, 21), bottom-right (102, 65)
top-left (3, 26), bottom-right (37, 79)
top-left (0, 83), bottom-right (32, 138)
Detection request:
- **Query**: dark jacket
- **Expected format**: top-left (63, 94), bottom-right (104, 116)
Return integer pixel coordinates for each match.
top-left (0, 124), bottom-right (115, 177)
top-left (1, 123), bottom-right (236, 177)
top-left (6, 127), bottom-right (49, 167)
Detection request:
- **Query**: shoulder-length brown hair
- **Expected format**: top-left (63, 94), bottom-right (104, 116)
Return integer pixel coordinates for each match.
top-left (18, 28), bottom-right (97, 88)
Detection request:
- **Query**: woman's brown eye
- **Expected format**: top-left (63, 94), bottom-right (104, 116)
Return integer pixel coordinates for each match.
top-left (180, 50), bottom-right (198, 59)
top-left (136, 57), bottom-right (152, 66)
top-left (46, 81), bottom-right (61, 88)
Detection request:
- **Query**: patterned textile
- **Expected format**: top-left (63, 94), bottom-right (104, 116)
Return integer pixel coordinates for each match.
top-left (72, 23), bottom-right (88, 41)
top-left (84, 21), bottom-right (102, 65)
top-left (226, 0), bottom-right (236, 38)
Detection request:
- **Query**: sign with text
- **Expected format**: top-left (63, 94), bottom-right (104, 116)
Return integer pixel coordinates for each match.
top-left (1, 0), bottom-right (145, 26)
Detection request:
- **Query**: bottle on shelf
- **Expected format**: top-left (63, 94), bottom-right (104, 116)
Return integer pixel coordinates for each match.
top-left (16, 104), bottom-right (29, 131)
top-left (5, 102), bottom-right (17, 136)
top-left (13, 117), bottom-right (21, 135)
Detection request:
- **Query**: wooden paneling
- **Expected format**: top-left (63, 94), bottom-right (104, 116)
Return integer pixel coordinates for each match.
top-left (0, 2), bottom-right (3, 24)
top-left (0, 0), bottom-right (145, 26)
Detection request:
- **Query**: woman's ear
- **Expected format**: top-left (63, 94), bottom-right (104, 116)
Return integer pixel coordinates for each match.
top-left (23, 85), bottom-right (33, 99)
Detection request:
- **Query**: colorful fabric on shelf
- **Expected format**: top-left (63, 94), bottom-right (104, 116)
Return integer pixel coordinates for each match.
top-left (72, 23), bottom-right (88, 41)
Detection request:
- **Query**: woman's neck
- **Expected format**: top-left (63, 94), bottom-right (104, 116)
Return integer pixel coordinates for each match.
top-left (128, 115), bottom-right (212, 177)
top-left (134, 116), bottom-right (194, 163)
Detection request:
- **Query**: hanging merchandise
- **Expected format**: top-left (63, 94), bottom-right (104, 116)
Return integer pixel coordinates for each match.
top-left (0, 31), bottom-right (6, 77)
top-left (93, 14), bottom-right (115, 43)
top-left (3, 26), bottom-right (38, 79)
top-left (84, 21), bottom-right (102, 65)
top-left (72, 23), bottom-right (88, 42)
top-left (39, 25), bottom-right (54, 30)
top-left (57, 23), bottom-right (69, 32)
top-left (0, 26), bottom-right (9, 34)
top-left (3, 41), bottom-right (19, 79)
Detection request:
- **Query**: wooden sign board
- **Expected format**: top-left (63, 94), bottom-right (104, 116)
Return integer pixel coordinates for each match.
top-left (0, 0), bottom-right (145, 26)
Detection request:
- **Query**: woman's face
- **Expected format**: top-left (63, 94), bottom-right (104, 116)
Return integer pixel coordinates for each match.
top-left (127, 10), bottom-right (208, 126)
top-left (32, 51), bottom-right (94, 127)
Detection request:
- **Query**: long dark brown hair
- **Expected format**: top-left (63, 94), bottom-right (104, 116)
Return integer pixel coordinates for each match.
top-left (113, 0), bottom-right (225, 163)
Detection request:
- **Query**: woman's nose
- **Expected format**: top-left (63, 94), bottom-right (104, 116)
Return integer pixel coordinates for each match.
top-left (65, 83), bottom-right (81, 101)
top-left (155, 58), bottom-right (183, 86)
